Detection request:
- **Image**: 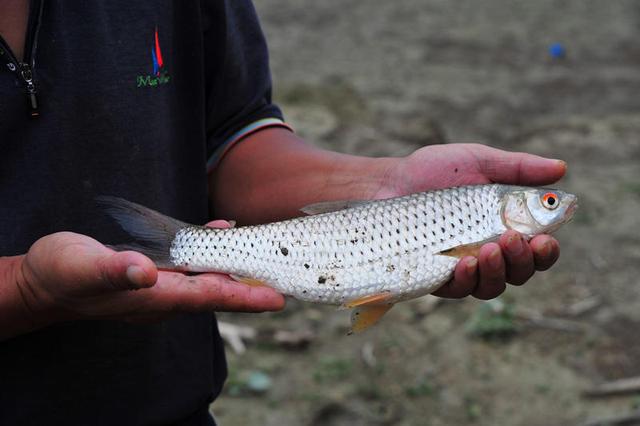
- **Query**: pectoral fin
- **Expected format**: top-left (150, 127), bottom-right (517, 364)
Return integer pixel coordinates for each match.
top-left (349, 304), bottom-right (394, 334)
top-left (230, 274), bottom-right (269, 287)
top-left (438, 243), bottom-right (482, 259)
top-left (437, 238), bottom-right (499, 259)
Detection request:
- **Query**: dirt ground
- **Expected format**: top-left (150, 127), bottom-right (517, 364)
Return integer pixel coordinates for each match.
top-left (212, 1), bottom-right (640, 425)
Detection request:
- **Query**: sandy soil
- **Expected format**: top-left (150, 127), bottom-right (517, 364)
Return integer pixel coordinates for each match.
top-left (213, 1), bottom-right (640, 424)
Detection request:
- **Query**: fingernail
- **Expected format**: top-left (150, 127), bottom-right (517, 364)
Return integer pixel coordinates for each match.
top-left (126, 265), bottom-right (148, 287)
top-left (553, 159), bottom-right (567, 170)
top-left (488, 249), bottom-right (502, 269)
top-left (540, 241), bottom-right (552, 258)
top-left (506, 234), bottom-right (523, 255)
top-left (227, 220), bottom-right (236, 228)
top-left (466, 258), bottom-right (478, 275)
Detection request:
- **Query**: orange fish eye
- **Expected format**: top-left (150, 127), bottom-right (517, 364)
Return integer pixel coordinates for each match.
top-left (541, 192), bottom-right (559, 209)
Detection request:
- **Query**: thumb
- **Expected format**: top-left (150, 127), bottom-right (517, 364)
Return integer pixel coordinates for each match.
top-left (472, 145), bottom-right (567, 185)
top-left (94, 249), bottom-right (158, 291)
top-left (23, 233), bottom-right (159, 304)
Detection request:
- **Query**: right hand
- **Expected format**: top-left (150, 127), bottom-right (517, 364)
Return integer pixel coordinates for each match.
top-left (374, 143), bottom-right (564, 300)
top-left (14, 228), bottom-right (285, 325)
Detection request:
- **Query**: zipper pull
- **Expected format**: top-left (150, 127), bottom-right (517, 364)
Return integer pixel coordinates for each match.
top-left (20, 63), bottom-right (39, 118)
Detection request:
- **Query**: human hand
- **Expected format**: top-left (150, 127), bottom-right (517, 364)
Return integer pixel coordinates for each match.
top-left (376, 143), bottom-right (566, 300)
top-left (14, 225), bottom-right (285, 326)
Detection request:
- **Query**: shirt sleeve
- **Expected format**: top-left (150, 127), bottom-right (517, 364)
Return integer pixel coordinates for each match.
top-left (201, 0), bottom-right (289, 170)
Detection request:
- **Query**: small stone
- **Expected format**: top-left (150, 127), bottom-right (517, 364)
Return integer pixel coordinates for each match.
top-left (246, 371), bottom-right (272, 394)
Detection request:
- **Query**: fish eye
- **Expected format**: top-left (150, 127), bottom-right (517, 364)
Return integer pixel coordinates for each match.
top-left (541, 192), bottom-right (559, 210)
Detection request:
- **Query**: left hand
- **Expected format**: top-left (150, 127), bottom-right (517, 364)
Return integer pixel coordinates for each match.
top-left (375, 143), bottom-right (567, 300)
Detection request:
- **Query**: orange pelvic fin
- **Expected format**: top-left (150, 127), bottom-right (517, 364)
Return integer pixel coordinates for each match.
top-left (349, 304), bottom-right (394, 334)
top-left (343, 291), bottom-right (392, 308)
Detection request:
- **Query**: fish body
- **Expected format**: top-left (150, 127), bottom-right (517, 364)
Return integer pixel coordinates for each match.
top-left (172, 185), bottom-right (502, 305)
top-left (102, 184), bottom-right (577, 331)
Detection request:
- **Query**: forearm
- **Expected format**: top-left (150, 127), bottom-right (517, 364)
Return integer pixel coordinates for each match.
top-left (209, 128), bottom-right (395, 224)
top-left (0, 255), bottom-right (43, 341)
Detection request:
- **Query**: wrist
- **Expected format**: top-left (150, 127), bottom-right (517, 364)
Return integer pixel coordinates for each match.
top-left (321, 153), bottom-right (397, 200)
top-left (345, 155), bottom-right (402, 201)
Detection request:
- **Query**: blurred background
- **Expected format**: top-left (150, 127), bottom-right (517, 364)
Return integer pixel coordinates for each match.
top-left (213, 0), bottom-right (640, 424)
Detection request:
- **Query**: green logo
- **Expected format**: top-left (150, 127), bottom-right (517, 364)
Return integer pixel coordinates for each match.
top-left (136, 71), bottom-right (171, 88)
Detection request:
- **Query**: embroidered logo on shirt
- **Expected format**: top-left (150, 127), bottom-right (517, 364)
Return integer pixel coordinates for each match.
top-left (136, 27), bottom-right (171, 88)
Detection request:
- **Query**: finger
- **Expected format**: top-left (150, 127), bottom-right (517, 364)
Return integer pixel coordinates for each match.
top-left (467, 144), bottom-right (567, 186)
top-left (433, 256), bottom-right (478, 298)
top-left (204, 220), bottom-right (234, 229)
top-left (499, 231), bottom-right (534, 286)
top-left (139, 272), bottom-right (286, 313)
top-left (473, 243), bottom-right (506, 300)
top-left (530, 235), bottom-right (560, 271)
top-left (83, 272), bottom-right (285, 319)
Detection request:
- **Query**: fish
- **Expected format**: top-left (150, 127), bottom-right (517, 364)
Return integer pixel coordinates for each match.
top-left (99, 184), bottom-right (577, 333)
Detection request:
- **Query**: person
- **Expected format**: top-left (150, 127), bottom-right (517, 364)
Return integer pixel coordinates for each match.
top-left (0, 1), bottom-right (564, 424)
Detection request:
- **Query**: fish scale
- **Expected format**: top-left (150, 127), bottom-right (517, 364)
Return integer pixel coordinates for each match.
top-left (167, 185), bottom-right (505, 305)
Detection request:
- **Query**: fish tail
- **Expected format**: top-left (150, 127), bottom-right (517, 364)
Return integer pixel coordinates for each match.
top-left (97, 196), bottom-right (188, 268)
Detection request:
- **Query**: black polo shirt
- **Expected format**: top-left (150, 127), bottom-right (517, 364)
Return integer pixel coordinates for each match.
top-left (0, 1), bottom-right (282, 424)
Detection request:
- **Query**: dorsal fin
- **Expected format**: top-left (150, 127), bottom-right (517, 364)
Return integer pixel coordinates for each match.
top-left (300, 199), bottom-right (371, 215)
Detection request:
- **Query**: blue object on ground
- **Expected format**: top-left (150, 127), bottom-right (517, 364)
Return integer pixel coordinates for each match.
top-left (548, 43), bottom-right (566, 59)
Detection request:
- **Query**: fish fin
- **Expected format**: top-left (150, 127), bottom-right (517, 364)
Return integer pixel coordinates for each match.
top-left (301, 199), bottom-right (371, 215)
top-left (97, 196), bottom-right (189, 267)
top-left (349, 304), bottom-right (394, 334)
top-left (343, 291), bottom-right (393, 308)
top-left (230, 274), bottom-right (269, 287)
top-left (437, 238), bottom-right (499, 259)
top-left (437, 242), bottom-right (483, 259)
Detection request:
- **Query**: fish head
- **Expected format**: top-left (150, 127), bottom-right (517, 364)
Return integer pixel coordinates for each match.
top-left (501, 186), bottom-right (578, 236)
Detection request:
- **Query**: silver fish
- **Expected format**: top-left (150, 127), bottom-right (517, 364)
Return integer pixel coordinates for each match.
top-left (100, 184), bottom-right (577, 332)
